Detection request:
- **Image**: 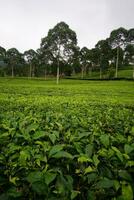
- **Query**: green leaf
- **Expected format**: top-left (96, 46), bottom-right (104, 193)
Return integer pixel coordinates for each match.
top-left (87, 191), bottom-right (95, 200)
top-left (51, 151), bottom-right (73, 159)
top-left (122, 183), bottom-right (133, 200)
top-left (9, 176), bottom-right (19, 185)
top-left (98, 148), bottom-right (107, 157)
top-left (32, 181), bottom-right (47, 195)
top-left (65, 175), bottom-right (73, 191)
top-left (84, 166), bottom-right (94, 174)
top-left (87, 173), bottom-right (97, 184)
top-left (71, 190), bottom-right (80, 199)
top-left (49, 145), bottom-right (64, 157)
top-left (116, 134), bottom-right (126, 143)
top-left (114, 180), bottom-right (120, 191)
top-left (100, 134), bottom-right (109, 147)
top-left (44, 171), bottom-right (57, 185)
top-left (26, 123), bottom-right (39, 133)
top-left (124, 144), bottom-right (133, 154)
top-left (19, 150), bottom-right (30, 164)
top-left (49, 133), bottom-right (57, 144)
top-left (126, 160), bottom-right (134, 167)
top-left (78, 155), bottom-right (92, 163)
top-left (73, 142), bottom-right (83, 154)
top-left (85, 144), bottom-right (93, 157)
top-left (55, 175), bottom-right (67, 194)
top-left (0, 132), bottom-right (9, 139)
top-left (33, 131), bottom-right (46, 140)
top-left (27, 171), bottom-right (42, 183)
top-left (123, 153), bottom-right (130, 160)
top-left (112, 146), bottom-right (123, 162)
top-left (55, 122), bottom-right (63, 131)
top-left (22, 131), bottom-right (31, 141)
top-left (35, 140), bottom-right (44, 147)
top-left (7, 187), bottom-right (22, 198)
top-left (78, 132), bottom-right (91, 139)
top-left (131, 126), bottom-right (134, 135)
top-left (93, 154), bottom-right (100, 167)
top-left (118, 170), bottom-right (132, 182)
top-left (97, 177), bottom-right (114, 188)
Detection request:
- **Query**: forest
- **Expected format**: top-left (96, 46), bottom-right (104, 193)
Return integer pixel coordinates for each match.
top-left (0, 22), bottom-right (134, 82)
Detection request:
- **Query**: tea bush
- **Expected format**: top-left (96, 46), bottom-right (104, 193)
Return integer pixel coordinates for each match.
top-left (0, 79), bottom-right (134, 199)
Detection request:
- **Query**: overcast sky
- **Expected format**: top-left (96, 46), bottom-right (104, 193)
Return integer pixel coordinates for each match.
top-left (0, 0), bottom-right (134, 52)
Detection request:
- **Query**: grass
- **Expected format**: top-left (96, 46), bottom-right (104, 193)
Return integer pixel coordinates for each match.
top-left (117, 69), bottom-right (133, 78)
top-left (71, 67), bottom-right (134, 79)
top-left (0, 78), bottom-right (133, 108)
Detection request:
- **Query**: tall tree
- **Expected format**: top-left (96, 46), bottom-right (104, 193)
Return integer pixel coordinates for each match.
top-left (127, 28), bottom-right (134, 45)
top-left (111, 47), bottom-right (124, 66)
top-left (90, 48), bottom-right (100, 66)
top-left (39, 38), bottom-right (54, 79)
top-left (125, 44), bottom-right (134, 78)
top-left (0, 46), bottom-right (7, 76)
top-left (24, 49), bottom-right (37, 78)
top-left (41, 22), bottom-right (77, 84)
top-left (96, 39), bottom-right (112, 79)
top-left (109, 27), bottom-right (128, 78)
top-left (69, 46), bottom-right (80, 75)
top-left (6, 48), bottom-right (21, 78)
top-left (0, 46), bottom-right (6, 61)
top-left (80, 47), bottom-right (91, 79)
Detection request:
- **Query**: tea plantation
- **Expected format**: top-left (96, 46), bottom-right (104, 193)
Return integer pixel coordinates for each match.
top-left (0, 78), bottom-right (134, 200)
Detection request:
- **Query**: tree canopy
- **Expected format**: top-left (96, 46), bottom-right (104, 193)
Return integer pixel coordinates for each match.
top-left (0, 23), bottom-right (134, 79)
top-left (40, 22), bottom-right (78, 83)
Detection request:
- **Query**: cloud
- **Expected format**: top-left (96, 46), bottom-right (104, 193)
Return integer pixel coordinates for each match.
top-left (0, 0), bottom-right (133, 52)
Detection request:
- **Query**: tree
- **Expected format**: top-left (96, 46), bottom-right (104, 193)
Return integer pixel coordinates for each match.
top-left (0, 46), bottom-right (6, 61)
top-left (6, 48), bottom-right (21, 78)
top-left (125, 44), bottom-right (134, 78)
top-left (80, 47), bottom-right (91, 79)
top-left (126, 29), bottom-right (134, 78)
top-left (69, 46), bottom-right (80, 76)
top-left (24, 49), bottom-right (37, 78)
top-left (109, 27), bottom-right (128, 78)
top-left (40, 22), bottom-right (77, 84)
top-left (96, 39), bottom-right (112, 79)
top-left (39, 38), bottom-right (54, 79)
top-left (127, 28), bottom-right (134, 45)
top-left (90, 48), bottom-right (100, 66)
top-left (0, 46), bottom-right (7, 76)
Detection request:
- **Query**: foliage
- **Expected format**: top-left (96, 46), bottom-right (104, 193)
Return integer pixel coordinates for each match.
top-left (0, 24), bottom-right (134, 79)
top-left (0, 78), bottom-right (134, 199)
top-left (24, 49), bottom-right (38, 77)
top-left (6, 48), bottom-right (23, 77)
top-left (40, 22), bottom-right (78, 83)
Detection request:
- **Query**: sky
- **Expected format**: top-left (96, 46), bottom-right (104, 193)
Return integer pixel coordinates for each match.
top-left (0, 0), bottom-right (134, 53)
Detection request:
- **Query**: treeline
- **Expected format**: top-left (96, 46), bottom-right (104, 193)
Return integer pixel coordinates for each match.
top-left (0, 22), bottom-right (134, 81)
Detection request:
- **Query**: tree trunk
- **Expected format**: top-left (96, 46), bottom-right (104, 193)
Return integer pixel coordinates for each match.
top-left (133, 65), bottom-right (134, 79)
top-left (32, 65), bottom-right (35, 77)
top-left (56, 46), bottom-right (60, 84)
top-left (44, 67), bottom-right (47, 80)
top-left (56, 61), bottom-right (60, 84)
top-left (115, 47), bottom-right (119, 78)
top-left (72, 68), bottom-right (76, 76)
top-left (89, 67), bottom-right (92, 77)
top-left (100, 67), bottom-right (102, 79)
top-left (4, 71), bottom-right (6, 77)
top-left (11, 65), bottom-right (14, 78)
top-left (29, 63), bottom-right (32, 78)
top-left (81, 67), bottom-right (84, 79)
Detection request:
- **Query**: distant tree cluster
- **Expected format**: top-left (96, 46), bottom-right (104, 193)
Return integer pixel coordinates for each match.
top-left (0, 22), bottom-right (134, 80)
